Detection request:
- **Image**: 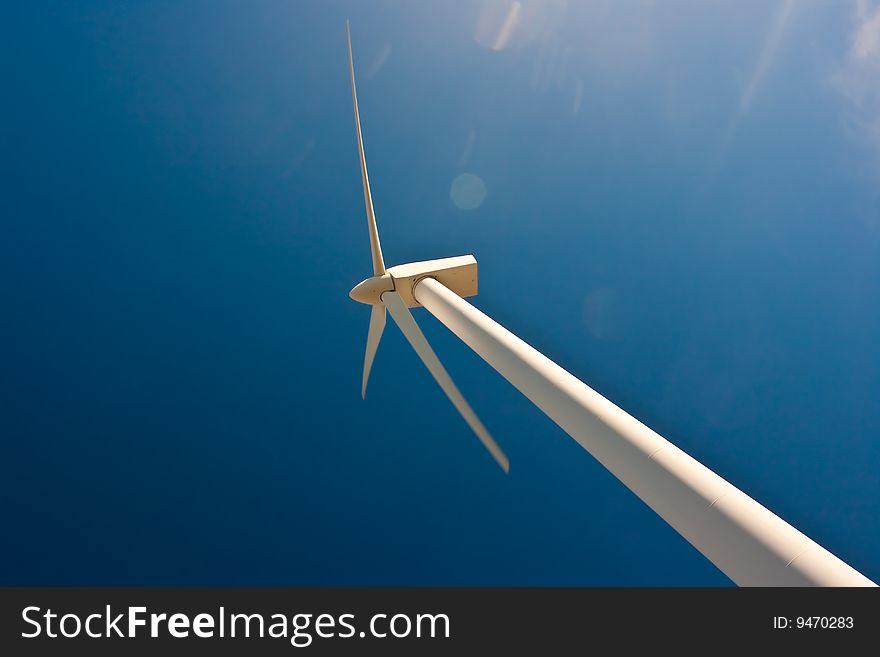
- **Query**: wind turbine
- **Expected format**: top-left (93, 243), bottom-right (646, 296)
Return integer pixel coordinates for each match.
top-left (344, 23), bottom-right (875, 587)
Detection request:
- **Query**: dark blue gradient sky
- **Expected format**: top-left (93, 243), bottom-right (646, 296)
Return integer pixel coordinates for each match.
top-left (4, 1), bottom-right (879, 585)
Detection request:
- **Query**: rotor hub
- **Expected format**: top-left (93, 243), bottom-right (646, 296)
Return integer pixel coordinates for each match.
top-left (349, 274), bottom-right (394, 305)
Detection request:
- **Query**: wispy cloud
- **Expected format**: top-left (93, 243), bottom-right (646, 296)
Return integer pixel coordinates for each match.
top-left (737, 0), bottom-right (795, 115)
top-left (832, 1), bottom-right (880, 235)
top-left (571, 78), bottom-right (584, 115)
top-left (492, 1), bottom-right (522, 51)
top-left (854, 0), bottom-right (880, 56)
top-left (474, 0), bottom-right (567, 52)
top-left (709, 0), bottom-right (796, 175)
top-left (366, 42), bottom-right (392, 80)
top-left (836, 1), bottom-right (880, 167)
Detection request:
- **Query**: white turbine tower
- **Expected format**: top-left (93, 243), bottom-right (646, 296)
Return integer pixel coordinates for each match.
top-left (344, 23), bottom-right (875, 587)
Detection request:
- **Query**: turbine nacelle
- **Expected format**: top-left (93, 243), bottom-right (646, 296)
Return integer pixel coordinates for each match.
top-left (350, 255), bottom-right (479, 307)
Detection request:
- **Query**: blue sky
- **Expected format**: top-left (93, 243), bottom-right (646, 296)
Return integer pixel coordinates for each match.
top-left (4, 1), bottom-right (879, 585)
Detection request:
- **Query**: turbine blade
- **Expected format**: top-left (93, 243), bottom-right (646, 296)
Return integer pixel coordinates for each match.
top-left (362, 303), bottom-right (386, 399)
top-left (346, 21), bottom-right (385, 276)
top-left (383, 290), bottom-right (509, 473)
